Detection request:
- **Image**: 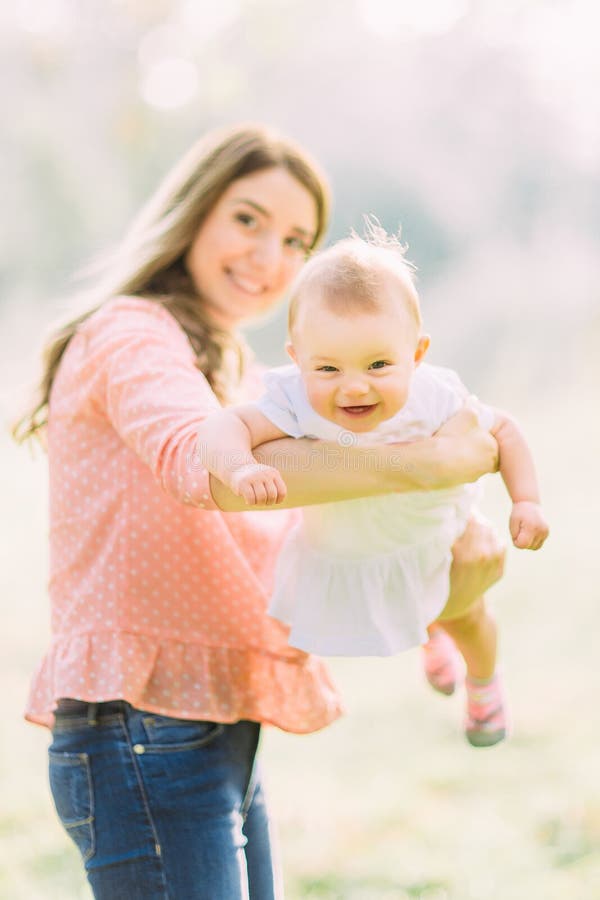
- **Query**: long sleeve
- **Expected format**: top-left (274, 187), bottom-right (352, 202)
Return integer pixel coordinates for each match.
top-left (78, 297), bottom-right (222, 509)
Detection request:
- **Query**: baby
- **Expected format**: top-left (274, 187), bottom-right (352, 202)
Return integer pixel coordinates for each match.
top-left (196, 224), bottom-right (549, 747)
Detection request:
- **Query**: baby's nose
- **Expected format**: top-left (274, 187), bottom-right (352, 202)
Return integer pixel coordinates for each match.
top-left (342, 378), bottom-right (370, 398)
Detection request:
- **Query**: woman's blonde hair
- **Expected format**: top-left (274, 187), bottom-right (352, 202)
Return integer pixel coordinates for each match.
top-left (14, 124), bottom-right (330, 443)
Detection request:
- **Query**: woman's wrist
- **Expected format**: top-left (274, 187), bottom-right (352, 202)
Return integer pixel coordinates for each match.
top-left (432, 431), bottom-right (499, 487)
top-left (384, 430), bottom-right (499, 493)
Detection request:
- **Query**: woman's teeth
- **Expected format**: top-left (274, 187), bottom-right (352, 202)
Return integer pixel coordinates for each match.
top-left (228, 271), bottom-right (264, 294)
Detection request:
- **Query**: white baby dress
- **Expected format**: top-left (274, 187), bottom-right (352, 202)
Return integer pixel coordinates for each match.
top-left (257, 363), bottom-right (495, 657)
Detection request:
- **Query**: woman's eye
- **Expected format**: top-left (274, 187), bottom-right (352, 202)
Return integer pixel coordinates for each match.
top-left (235, 211), bottom-right (257, 228)
top-left (369, 360), bottom-right (389, 370)
top-left (285, 235), bottom-right (310, 253)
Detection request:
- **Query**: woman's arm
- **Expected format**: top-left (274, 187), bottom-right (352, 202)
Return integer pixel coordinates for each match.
top-left (211, 405), bottom-right (499, 511)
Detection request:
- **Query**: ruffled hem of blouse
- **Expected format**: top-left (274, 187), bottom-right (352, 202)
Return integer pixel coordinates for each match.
top-left (24, 631), bottom-right (344, 734)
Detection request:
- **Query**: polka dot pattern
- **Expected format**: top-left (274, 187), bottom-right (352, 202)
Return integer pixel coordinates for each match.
top-left (25, 297), bottom-right (343, 733)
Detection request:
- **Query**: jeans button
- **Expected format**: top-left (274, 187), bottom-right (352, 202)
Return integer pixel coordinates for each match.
top-left (133, 744), bottom-right (145, 754)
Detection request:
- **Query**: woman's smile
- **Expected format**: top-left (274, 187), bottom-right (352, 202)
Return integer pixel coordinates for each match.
top-left (224, 268), bottom-right (268, 295)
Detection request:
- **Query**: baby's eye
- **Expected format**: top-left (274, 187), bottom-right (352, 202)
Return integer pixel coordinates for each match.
top-left (316, 365), bottom-right (338, 373)
top-left (369, 360), bottom-right (390, 370)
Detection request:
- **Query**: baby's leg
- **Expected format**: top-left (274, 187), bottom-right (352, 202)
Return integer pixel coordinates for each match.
top-left (434, 597), bottom-right (507, 747)
top-left (436, 596), bottom-right (496, 681)
top-left (422, 624), bottom-right (463, 695)
top-left (421, 519), bottom-right (508, 745)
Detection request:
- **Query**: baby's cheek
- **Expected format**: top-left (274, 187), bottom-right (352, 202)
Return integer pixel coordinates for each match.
top-left (383, 384), bottom-right (410, 417)
top-left (306, 383), bottom-right (332, 420)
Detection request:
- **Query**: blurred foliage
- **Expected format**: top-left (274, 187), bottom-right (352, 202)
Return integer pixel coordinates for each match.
top-left (3, 0), bottom-right (599, 394)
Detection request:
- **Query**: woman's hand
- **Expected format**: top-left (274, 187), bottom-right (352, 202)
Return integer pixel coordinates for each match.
top-left (429, 402), bottom-right (499, 489)
top-left (440, 516), bottom-right (507, 618)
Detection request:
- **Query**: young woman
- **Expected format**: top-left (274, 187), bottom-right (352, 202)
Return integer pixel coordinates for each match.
top-left (15, 124), bottom-right (501, 899)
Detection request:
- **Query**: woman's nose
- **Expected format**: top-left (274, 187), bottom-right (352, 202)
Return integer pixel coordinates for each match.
top-left (250, 233), bottom-right (282, 272)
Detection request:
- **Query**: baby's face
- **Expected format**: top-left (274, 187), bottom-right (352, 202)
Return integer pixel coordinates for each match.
top-left (288, 293), bottom-right (429, 432)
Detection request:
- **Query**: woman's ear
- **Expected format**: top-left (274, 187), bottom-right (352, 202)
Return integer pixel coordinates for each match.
top-left (286, 341), bottom-right (298, 363)
top-left (414, 334), bottom-right (430, 366)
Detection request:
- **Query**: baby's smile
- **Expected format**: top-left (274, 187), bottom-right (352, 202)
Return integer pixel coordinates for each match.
top-left (289, 297), bottom-right (429, 435)
top-left (338, 403), bottom-right (379, 418)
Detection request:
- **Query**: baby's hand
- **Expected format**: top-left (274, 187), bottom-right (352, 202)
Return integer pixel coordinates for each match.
top-left (509, 501), bottom-right (549, 550)
top-left (229, 463), bottom-right (287, 506)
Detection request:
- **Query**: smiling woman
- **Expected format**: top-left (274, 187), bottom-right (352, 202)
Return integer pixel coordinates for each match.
top-left (184, 168), bottom-right (317, 328)
top-left (13, 124), bottom-right (500, 899)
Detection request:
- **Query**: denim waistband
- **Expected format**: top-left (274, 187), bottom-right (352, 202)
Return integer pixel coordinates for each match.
top-left (56, 698), bottom-right (129, 723)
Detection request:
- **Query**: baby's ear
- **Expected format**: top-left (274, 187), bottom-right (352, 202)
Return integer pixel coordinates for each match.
top-left (286, 341), bottom-right (298, 363)
top-left (414, 334), bottom-right (430, 366)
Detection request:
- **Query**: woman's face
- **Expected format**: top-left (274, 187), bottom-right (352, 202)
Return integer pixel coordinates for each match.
top-left (185, 167), bottom-right (318, 329)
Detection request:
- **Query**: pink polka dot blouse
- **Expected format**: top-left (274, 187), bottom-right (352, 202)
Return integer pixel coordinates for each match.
top-left (25, 297), bottom-right (343, 733)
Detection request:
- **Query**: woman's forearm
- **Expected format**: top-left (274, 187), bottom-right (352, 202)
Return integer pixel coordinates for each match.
top-left (210, 429), bottom-right (499, 511)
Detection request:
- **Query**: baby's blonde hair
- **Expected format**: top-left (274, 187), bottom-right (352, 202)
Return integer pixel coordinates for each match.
top-left (288, 218), bottom-right (421, 337)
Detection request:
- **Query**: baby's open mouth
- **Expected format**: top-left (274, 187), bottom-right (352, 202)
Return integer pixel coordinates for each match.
top-left (340, 405), bottom-right (377, 416)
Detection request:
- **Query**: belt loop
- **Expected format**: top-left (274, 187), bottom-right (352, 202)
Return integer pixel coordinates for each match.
top-left (87, 702), bottom-right (99, 727)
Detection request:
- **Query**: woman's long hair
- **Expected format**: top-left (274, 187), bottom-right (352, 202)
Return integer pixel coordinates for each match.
top-left (13, 124), bottom-right (330, 443)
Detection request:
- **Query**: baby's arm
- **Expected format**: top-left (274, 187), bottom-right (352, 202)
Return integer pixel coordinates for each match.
top-left (490, 411), bottom-right (549, 550)
top-left (195, 406), bottom-right (289, 506)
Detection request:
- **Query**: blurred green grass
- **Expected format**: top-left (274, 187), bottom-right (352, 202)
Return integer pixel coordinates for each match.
top-left (1, 375), bottom-right (599, 899)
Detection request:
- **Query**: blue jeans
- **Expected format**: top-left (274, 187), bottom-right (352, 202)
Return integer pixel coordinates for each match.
top-left (48, 700), bottom-right (282, 899)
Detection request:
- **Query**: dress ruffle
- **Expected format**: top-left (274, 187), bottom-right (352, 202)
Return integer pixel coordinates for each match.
top-left (25, 631), bottom-right (344, 734)
top-left (269, 525), bottom-right (457, 656)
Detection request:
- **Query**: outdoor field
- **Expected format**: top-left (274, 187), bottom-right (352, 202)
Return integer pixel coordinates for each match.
top-left (1, 375), bottom-right (598, 898)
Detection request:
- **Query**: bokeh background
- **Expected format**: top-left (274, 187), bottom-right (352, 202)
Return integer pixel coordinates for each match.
top-left (2, 1), bottom-right (599, 897)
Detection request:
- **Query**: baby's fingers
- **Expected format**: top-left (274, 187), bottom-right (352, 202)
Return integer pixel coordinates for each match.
top-left (530, 523), bottom-right (549, 551)
top-left (271, 473), bottom-right (287, 505)
top-left (511, 520), bottom-right (549, 550)
top-left (510, 502), bottom-right (549, 551)
top-left (262, 473), bottom-right (287, 505)
top-left (239, 482), bottom-right (260, 505)
top-left (250, 474), bottom-right (287, 506)
top-left (512, 525), bottom-right (534, 549)
top-left (254, 478), bottom-right (274, 506)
